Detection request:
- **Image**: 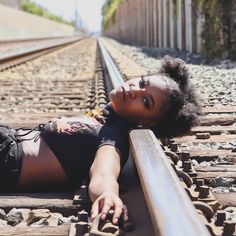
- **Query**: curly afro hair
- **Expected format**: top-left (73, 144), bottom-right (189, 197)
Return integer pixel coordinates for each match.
top-left (151, 56), bottom-right (201, 138)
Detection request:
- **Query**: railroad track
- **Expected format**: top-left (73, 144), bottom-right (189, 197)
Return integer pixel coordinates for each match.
top-left (0, 37), bottom-right (106, 127)
top-left (0, 37), bottom-right (235, 235)
top-left (167, 106), bottom-right (236, 236)
top-left (0, 36), bottom-right (84, 71)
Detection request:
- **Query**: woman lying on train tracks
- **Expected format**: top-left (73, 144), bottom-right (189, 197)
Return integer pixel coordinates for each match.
top-left (0, 56), bottom-right (201, 224)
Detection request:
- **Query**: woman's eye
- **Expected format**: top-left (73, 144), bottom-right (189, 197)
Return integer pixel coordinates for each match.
top-left (143, 97), bottom-right (150, 108)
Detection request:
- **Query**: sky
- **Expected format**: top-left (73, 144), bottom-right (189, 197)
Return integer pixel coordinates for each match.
top-left (31, 0), bottom-right (106, 32)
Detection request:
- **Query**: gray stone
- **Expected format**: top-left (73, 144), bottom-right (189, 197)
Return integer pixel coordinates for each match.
top-left (0, 209), bottom-right (6, 220)
top-left (15, 221), bottom-right (28, 227)
top-left (191, 159), bottom-right (199, 166)
top-left (6, 208), bottom-right (31, 226)
top-left (45, 213), bottom-right (62, 226)
top-left (209, 176), bottom-right (235, 187)
top-left (59, 215), bottom-right (78, 225)
top-left (29, 218), bottom-right (48, 227)
top-left (212, 187), bottom-right (230, 193)
top-left (27, 209), bottom-right (50, 225)
top-left (0, 219), bottom-right (8, 226)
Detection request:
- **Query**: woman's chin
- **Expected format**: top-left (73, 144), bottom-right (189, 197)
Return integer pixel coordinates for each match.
top-left (110, 102), bottom-right (120, 114)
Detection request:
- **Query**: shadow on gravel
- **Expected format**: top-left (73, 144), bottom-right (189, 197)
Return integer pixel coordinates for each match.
top-left (125, 42), bottom-right (236, 69)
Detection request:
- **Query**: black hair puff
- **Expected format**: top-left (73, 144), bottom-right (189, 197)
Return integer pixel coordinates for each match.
top-left (159, 56), bottom-right (189, 89)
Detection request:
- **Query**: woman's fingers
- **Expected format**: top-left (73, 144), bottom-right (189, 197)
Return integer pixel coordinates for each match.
top-left (103, 197), bottom-right (125, 224)
top-left (101, 199), bottom-right (113, 220)
top-left (91, 194), bottom-right (127, 225)
top-left (122, 204), bottom-right (129, 221)
top-left (112, 202), bottom-right (123, 224)
top-left (91, 199), bottom-right (99, 220)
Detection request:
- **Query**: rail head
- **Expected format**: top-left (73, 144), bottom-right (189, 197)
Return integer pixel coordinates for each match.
top-left (129, 129), bottom-right (210, 236)
top-left (97, 38), bottom-right (124, 88)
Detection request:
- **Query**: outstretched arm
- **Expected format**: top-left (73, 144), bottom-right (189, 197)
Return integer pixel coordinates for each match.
top-left (89, 145), bottom-right (127, 224)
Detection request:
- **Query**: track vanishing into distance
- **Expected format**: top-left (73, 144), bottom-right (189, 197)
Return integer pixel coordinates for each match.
top-left (0, 37), bottom-right (107, 127)
top-left (0, 36), bottom-right (235, 235)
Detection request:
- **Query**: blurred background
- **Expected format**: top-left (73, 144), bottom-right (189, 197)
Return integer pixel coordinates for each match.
top-left (0, 0), bottom-right (235, 60)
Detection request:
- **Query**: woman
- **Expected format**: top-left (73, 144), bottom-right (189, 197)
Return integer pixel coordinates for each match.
top-left (0, 57), bottom-right (201, 224)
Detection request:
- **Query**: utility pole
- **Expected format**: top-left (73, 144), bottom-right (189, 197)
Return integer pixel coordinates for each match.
top-left (74, 0), bottom-right (81, 33)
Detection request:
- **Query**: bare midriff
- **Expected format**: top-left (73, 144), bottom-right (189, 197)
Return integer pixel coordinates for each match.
top-left (17, 130), bottom-right (70, 189)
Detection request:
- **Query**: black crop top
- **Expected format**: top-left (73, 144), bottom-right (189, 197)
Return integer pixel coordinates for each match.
top-left (41, 105), bottom-right (132, 186)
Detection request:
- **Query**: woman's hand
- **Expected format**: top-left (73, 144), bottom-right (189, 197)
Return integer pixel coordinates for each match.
top-left (89, 145), bottom-right (128, 224)
top-left (91, 191), bottom-right (128, 225)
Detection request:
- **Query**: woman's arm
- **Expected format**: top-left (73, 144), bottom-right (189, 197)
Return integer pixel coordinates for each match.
top-left (89, 145), bottom-right (127, 224)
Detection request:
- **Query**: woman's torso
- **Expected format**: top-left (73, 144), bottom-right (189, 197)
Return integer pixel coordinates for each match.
top-left (17, 110), bottom-right (130, 189)
top-left (17, 130), bottom-right (70, 189)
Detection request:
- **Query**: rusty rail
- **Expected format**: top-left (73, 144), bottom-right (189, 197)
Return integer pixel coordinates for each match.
top-left (98, 38), bottom-right (210, 235)
top-left (129, 129), bottom-right (210, 236)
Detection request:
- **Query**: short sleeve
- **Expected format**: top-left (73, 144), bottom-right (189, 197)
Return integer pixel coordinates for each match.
top-left (97, 125), bottom-right (129, 168)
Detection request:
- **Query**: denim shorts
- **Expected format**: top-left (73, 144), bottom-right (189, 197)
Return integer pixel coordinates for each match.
top-left (0, 124), bottom-right (23, 190)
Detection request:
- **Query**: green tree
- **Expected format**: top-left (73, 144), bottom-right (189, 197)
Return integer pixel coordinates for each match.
top-left (102, 0), bottom-right (122, 31)
top-left (21, 0), bottom-right (74, 26)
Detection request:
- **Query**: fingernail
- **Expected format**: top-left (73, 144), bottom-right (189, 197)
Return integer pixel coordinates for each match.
top-left (113, 218), bottom-right (118, 224)
top-left (101, 213), bottom-right (106, 220)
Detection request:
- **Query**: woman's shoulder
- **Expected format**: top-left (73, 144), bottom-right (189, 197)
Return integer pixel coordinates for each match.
top-left (42, 115), bottom-right (102, 135)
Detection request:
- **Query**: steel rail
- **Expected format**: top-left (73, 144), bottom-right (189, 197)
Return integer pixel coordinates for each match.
top-left (0, 36), bottom-right (83, 63)
top-left (0, 35), bottom-right (78, 44)
top-left (97, 38), bottom-right (124, 88)
top-left (98, 38), bottom-right (210, 236)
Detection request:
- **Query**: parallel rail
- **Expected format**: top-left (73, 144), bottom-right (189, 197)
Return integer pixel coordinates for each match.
top-left (0, 36), bottom-right (84, 70)
top-left (98, 38), bottom-right (210, 236)
top-left (0, 35), bottom-right (78, 44)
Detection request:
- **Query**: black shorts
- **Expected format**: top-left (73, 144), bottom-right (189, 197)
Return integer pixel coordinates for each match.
top-left (0, 124), bottom-right (23, 190)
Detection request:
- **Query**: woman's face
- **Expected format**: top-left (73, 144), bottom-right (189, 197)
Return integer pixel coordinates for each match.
top-left (109, 75), bottom-right (170, 127)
